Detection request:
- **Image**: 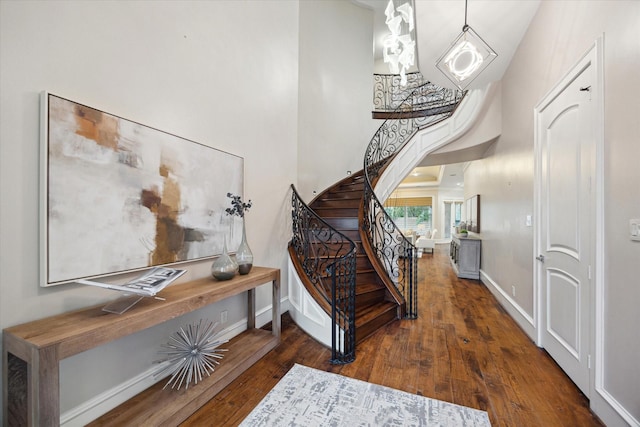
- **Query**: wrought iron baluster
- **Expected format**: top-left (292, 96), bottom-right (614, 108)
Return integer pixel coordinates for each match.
top-left (290, 185), bottom-right (356, 364)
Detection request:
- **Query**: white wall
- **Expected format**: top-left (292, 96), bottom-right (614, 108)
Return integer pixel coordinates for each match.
top-left (0, 0), bottom-right (298, 421)
top-left (430, 83), bottom-right (502, 158)
top-left (297, 0), bottom-right (381, 202)
top-left (465, 2), bottom-right (640, 425)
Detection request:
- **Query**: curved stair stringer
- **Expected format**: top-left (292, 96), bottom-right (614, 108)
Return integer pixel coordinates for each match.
top-left (357, 173), bottom-right (407, 319)
top-left (374, 83), bottom-right (500, 203)
top-left (287, 247), bottom-right (333, 348)
top-left (357, 221), bottom-right (407, 316)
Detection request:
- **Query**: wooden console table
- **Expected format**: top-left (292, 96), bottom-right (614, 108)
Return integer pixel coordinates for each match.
top-left (2, 266), bottom-right (280, 426)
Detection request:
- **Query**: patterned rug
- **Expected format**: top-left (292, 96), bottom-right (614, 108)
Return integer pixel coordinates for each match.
top-left (239, 364), bottom-right (491, 426)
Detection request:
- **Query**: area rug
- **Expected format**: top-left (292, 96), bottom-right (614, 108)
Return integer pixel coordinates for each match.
top-left (239, 364), bottom-right (491, 426)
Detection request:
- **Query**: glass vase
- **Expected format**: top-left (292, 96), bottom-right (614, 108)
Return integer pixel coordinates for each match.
top-left (211, 235), bottom-right (238, 280)
top-left (236, 218), bottom-right (253, 275)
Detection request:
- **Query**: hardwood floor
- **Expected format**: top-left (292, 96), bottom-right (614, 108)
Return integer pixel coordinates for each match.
top-left (182, 245), bottom-right (604, 426)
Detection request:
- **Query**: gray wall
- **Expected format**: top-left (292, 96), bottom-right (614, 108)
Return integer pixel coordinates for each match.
top-left (297, 0), bottom-right (380, 202)
top-left (0, 0), bottom-right (300, 420)
top-left (0, 0), bottom-right (380, 422)
top-left (465, 2), bottom-right (640, 425)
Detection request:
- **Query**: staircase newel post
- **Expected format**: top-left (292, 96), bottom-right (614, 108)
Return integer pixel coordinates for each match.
top-left (406, 245), bottom-right (417, 319)
top-left (330, 266), bottom-right (338, 363)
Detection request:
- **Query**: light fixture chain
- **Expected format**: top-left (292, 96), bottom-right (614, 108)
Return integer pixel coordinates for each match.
top-left (463, 0), bottom-right (469, 31)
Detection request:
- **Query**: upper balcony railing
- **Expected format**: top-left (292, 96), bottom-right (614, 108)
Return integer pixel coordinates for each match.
top-left (373, 73), bottom-right (463, 119)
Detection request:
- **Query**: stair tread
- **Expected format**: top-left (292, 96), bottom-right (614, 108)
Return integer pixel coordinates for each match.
top-left (316, 269), bottom-right (377, 280)
top-left (355, 282), bottom-right (385, 294)
top-left (316, 203), bottom-right (359, 209)
top-left (355, 301), bottom-right (397, 327)
top-left (333, 190), bottom-right (362, 195)
top-left (314, 206), bottom-right (358, 210)
top-left (315, 198), bottom-right (360, 204)
top-left (320, 193), bottom-right (361, 200)
top-left (326, 192), bottom-right (363, 199)
top-left (314, 208), bottom-right (359, 217)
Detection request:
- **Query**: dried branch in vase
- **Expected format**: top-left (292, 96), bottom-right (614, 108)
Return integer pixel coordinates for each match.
top-left (225, 193), bottom-right (252, 218)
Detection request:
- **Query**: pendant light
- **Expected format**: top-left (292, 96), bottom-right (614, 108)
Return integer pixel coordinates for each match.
top-left (382, 0), bottom-right (416, 86)
top-left (436, 0), bottom-right (497, 90)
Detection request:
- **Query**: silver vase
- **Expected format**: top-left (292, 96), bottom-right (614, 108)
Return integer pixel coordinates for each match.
top-left (236, 218), bottom-right (253, 275)
top-left (211, 236), bottom-right (238, 280)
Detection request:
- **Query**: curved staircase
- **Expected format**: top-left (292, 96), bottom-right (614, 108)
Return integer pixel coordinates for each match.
top-left (289, 78), bottom-right (496, 364)
top-left (311, 171), bottom-right (399, 343)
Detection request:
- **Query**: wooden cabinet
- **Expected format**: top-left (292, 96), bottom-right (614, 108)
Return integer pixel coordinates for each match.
top-left (450, 235), bottom-right (481, 280)
top-left (3, 267), bottom-right (280, 426)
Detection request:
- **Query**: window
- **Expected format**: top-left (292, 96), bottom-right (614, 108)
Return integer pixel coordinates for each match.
top-left (444, 200), bottom-right (463, 238)
top-left (384, 196), bottom-right (432, 236)
top-left (455, 202), bottom-right (462, 224)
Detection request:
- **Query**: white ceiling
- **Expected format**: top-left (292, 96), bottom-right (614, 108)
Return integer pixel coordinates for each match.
top-left (357, 0), bottom-right (540, 89)
top-left (413, 0), bottom-right (540, 90)
top-left (397, 162), bottom-right (466, 189)
top-left (354, 0), bottom-right (540, 188)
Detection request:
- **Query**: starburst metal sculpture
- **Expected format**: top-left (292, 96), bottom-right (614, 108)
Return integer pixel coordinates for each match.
top-left (156, 319), bottom-right (228, 390)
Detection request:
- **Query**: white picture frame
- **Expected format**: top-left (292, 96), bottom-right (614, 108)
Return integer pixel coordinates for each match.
top-left (40, 92), bottom-right (243, 287)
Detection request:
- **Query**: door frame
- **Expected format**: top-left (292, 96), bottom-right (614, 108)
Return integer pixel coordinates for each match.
top-left (533, 36), bottom-right (604, 399)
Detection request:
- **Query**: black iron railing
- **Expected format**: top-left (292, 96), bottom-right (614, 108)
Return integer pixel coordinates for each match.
top-left (373, 73), bottom-right (463, 116)
top-left (290, 185), bottom-right (356, 364)
top-left (363, 81), bottom-right (466, 319)
top-left (373, 73), bottom-right (426, 113)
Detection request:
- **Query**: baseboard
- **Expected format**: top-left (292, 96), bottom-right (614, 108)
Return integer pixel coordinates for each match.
top-left (592, 384), bottom-right (640, 427)
top-left (479, 270), bottom-right (536, 341)
top-left (480, 270), bottom-right (638, 426)
top-left (255, 296), bottom-right (290, 328)
top-left (60, 360), bottom-right (171, 426)
top-left (60, 297), bottom-right (289, 426)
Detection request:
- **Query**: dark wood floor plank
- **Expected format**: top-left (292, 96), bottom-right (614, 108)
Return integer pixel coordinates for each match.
top-left (181, 245), bottom-right (603, 427)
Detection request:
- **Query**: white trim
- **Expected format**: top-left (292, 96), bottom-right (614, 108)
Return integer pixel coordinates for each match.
top-left (533, 36), bottom-right (633, 427)
top-left (591, 34), bottom-right (610, 400)
top-left (480, 270), bottom-right (536, 340)
top-left (533, 38), bottom-right (597, 370)
top-left (593, 387), bottom-right (640, 427)
top-left (592, 33), bottom-right (607, 403)
top-left (534, 35), bottom-right (601, 347)
top-left (39, 92), bottom-right (49, 288)
top-left (287, 258), bottom-right (332, 348)
top-left (60, 361), bottom-right (173, 426)
top-left (588, 35), bottom-right (638, 427)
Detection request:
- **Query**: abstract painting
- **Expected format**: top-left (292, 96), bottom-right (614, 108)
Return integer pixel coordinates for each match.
top-left (40, 93), bottom-right (243, 286)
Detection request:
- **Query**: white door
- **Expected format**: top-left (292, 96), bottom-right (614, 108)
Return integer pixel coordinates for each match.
top-left (535, 51), bottom-right (596, 396)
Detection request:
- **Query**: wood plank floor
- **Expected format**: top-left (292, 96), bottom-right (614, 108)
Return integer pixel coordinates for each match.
top-left (182, 245), bottom-right (604, 426)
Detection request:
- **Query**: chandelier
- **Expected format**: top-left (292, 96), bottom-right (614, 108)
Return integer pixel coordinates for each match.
top-left (436, 0), bottom-right (497, 90)
top-left (382, 0), bottom-right (416, 86)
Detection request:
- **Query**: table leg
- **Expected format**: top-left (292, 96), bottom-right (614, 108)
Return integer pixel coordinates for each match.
top-left (272, 277), bottom-right (281, 338)
top-left (247, 289), bottom-right (255, 329)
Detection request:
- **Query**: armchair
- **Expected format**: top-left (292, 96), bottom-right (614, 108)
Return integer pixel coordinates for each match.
top-left (416, 229), bottom-right (437, 256)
